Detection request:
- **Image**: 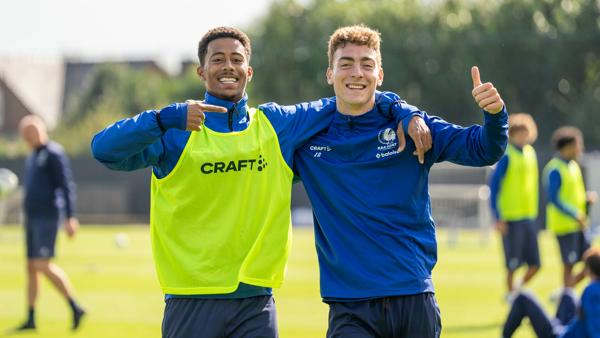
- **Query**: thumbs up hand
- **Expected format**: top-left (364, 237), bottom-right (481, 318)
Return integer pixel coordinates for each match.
top-left (471, 66), bottom-right (504, 114)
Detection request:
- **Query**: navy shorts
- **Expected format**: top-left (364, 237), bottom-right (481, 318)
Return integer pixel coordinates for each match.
top-left (25, 217), bottom-right (60, 259)
top-left (502, 220), bottom-right (541, 271)
top-left (326, 293), bottom-right (441, 338)
top-left (556, 231), bottom-right (591, 265)
top-left (162, 296), bottom-right (278, 338)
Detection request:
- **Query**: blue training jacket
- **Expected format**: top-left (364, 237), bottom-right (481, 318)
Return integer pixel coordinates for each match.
top-left (24, 141), bottom-right (76, 220)
top-left (91, 90), bottom-right (417, 299)
top-left (294, 101), bottom-right (508, 300)
top-left (560, 281), bottom-right (600, 338)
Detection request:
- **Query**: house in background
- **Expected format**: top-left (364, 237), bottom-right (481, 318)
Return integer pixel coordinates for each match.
top-left (0, 57), bottom-right (168, 136)
top-left (0, 57), bottom-right (64, 135)
top-left (0, 56), bottom-right (169, 224)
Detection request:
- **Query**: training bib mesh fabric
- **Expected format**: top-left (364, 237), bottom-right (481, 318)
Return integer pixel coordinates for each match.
top-left (150, 108), bottom-right (293, 294)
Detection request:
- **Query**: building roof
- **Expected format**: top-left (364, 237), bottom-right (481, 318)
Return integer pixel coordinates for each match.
top-left (0, 57), bottom-right (64, 129)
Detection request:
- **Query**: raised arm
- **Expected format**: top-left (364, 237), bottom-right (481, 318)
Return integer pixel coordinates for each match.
top-left (91, 106), bottom-right (176, 171)
top-left (91, 102), bottom-right (225, 173)
top-left (429, 67), bottom-right (508, 166)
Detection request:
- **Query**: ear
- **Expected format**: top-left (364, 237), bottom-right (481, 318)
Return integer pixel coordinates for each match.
top-left (326, 67), bottom-right (333, 85)
top-left (377, 67), bottom-right (384, 87)
top-left (197, 66), bottom-right (206, 82)
top-left (247, 66), bottom-right (254, 82)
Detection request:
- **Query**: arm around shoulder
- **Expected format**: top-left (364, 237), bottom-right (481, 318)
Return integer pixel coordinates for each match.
top-left (259, 97), bottom-right (337, 150)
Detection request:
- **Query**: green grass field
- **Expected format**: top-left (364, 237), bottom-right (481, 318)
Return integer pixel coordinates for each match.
top-left (0, 225), bottom-right (595, 338)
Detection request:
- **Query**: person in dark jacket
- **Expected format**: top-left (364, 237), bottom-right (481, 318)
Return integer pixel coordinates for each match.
top-left (293, 25), bottom-right (508, 338)
top-left (502, 247), bottom-right (600, 338)
top-left (13, 115), bottom-right (85, 331)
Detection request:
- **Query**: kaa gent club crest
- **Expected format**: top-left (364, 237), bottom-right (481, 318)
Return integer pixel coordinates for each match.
top-left (378, 128), bottom-right (396, 145)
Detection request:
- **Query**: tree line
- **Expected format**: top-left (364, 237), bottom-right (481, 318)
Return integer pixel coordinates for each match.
top-left (2, 0), bottom-right (598, 157)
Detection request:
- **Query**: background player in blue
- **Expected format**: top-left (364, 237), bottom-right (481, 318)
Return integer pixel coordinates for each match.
top-left (543, 127), bottom-right (597, 289)
top-left (489, 113), bottom-right (541, 295)
top-left (293, 25), bottom-right (508, 338)
top-left (502, 247), bottom-right (600, 338)
top-left (91, 27), bottom-right (431, 338)
top-left (14, 115), bottom-right (85, 331)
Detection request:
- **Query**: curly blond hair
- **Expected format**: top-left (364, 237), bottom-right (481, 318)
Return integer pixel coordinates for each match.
top-left (327, 24), bottom-right (382, 67)
top-left (508, 113), bottom-right (538, 144)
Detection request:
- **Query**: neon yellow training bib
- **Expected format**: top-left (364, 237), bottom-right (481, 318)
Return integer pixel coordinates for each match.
top-left (150, 108), bottom-right (294, 295)
top-left (497, 144), bottom-right (539, 221)
top-left (543, 158), bottom-right (586, 235)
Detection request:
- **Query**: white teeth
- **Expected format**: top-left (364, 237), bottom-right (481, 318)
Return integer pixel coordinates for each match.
top-left (347, 84), bottom-right (366, 89)
top-left (219, 77), bottom-right (237, 83)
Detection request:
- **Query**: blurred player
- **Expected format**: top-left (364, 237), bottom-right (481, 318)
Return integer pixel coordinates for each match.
top-left (293, 25), bottom-right (508, 337)
top-left (543, 127), bottom-right (597, 289)
top-left (91, 27), bottom-right (429, 338)
top-left (502, 247), bottom-right (600, 338)
top-left (13, 115), bottom-right (85, 331)
top-left (489, 113), bottom-right (540, 295)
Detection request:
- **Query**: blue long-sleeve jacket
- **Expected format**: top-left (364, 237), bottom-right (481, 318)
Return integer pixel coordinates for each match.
top-left (91, 91), bottom-right (415, 177)
top-left (294, 101), bottom-right (508, 300)
top-left (24, 141), bottom-right (76, 219)
top-left (489, 154), bottom-right (509, 220)
top-left (91, 90), bottom-right (418, 299)
top-left (560, 281), bottom-right (600, 338)
top-left (546, 157), bottom-right (581, 220)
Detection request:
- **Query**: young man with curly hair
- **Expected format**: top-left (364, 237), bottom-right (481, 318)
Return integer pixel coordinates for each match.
top-left (489, 113), bottom-right (541, 295)
top-left (543, 127), bottom-right (597, 289)
top-left (92, 26), bottom-right (429, 338)
top-left (293, 25), bottom-right (508, 337)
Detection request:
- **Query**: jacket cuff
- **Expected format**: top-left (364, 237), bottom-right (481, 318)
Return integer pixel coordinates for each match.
top-left (483, 105), bottom-right (508, 121)
top-left (158, 103), bottom-right (187, 131)
top-left (401, 112), bottom-right (422, 134)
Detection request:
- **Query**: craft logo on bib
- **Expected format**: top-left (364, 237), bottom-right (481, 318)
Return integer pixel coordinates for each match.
top-left (200, 155), bottom-right (268, 174)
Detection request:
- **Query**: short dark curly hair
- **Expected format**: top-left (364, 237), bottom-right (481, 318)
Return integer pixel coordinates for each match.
top-left (551, 126), bottom-right (583, 150)
top-left (197, 26), bottom-right (252, 66)
top-left (584, 247), bottom-right (600, 278)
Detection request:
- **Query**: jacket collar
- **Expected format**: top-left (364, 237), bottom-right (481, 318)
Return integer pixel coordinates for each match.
top-left (332, 93), bottom-right (392, 131)
top-left (204, 92), bottom-right (249, 116)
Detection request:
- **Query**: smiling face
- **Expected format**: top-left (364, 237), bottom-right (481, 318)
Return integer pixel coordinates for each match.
top-left (197, 37), bottom-right (253, 102)
top-left (327, 43), bottom-right (383, 116)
